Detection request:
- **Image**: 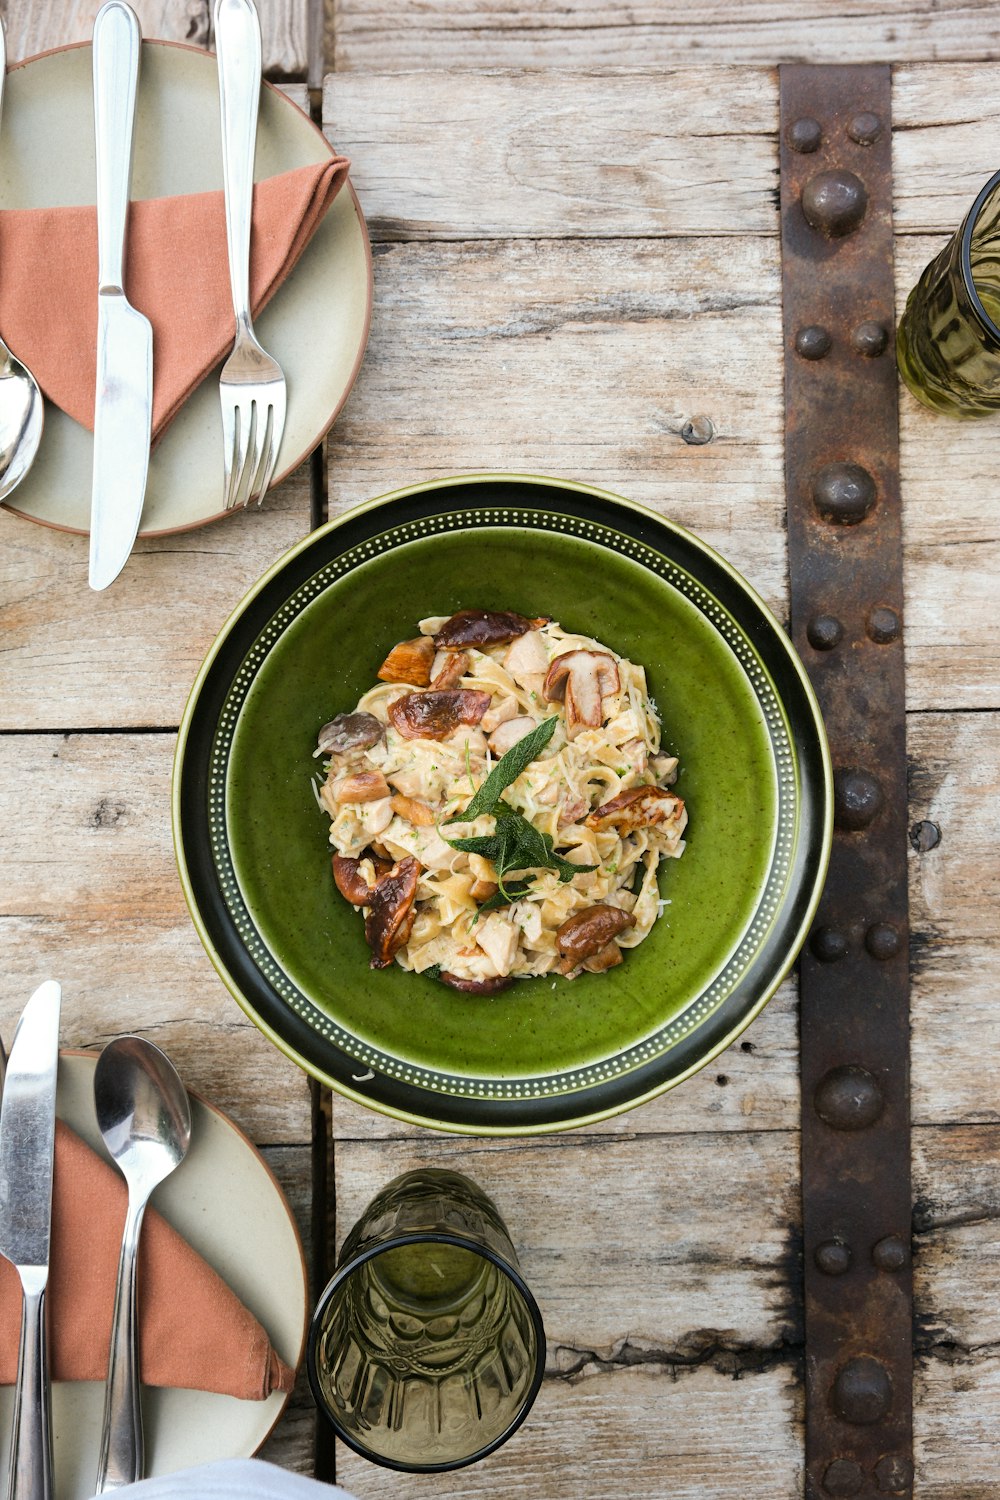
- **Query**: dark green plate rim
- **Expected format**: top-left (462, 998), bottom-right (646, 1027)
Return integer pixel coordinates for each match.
top-left (172, 474), bottom-right (832, 1135)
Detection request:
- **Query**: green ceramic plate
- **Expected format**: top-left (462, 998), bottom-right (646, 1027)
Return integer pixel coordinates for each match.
top-left (173, 475), bottom-right (831, 1134)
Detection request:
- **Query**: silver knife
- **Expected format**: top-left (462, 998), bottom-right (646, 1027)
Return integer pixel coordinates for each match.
top-left (89, 1), bottom-right (152, 593)
top-left (0, 981), bottom-right (61, 1500)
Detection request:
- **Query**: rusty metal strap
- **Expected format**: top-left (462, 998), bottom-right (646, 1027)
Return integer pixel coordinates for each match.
top-left (779, 64), bottom-right (913, 1500)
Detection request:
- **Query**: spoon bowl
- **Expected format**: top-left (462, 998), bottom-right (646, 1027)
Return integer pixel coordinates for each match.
top-left (0, 19), bottom-right (44, 504)
top-left (94, 1037), bottom-right (192, 1491)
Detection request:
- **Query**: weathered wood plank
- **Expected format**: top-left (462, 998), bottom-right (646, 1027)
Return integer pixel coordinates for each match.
top-left (332, 1132), bottom-right (803, 1498)
top-left (331, 0), bottom-right (1000, 73)
top-left (323, 69), bottom-right (779, 242)
top-left (3, 0), bottom-right (311, 80)
top-left (258, 1144), bottom-right (315, 1472)
top-left (0, 733), bottom-right (313, 1146)
top-left (0, 469), bottom-right (310, 732)
top-left (894, 64), bottom-right (1000, 235)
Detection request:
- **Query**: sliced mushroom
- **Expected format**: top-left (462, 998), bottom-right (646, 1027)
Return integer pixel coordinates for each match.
top-left (470, 877), bottom-right (500, 902)
top-left (487, 715), bottom-right (538, 758)
top-left (377, 636), bottom-right (436, 686)
top-left (387, 689), bottom-right (491, 741)
top-left (585, 786), bottom-right (685, 834)
top-left (333, 770), bottom-right (391, 803)
top-left (650, 753), bottom-right (680, 785)
top-left (332, 851), bottom-right (390, 905)
top-left (433, 610), bottom-right (546, 650)
top-left (481, 696), bottom-right (520, 733)
top-left (543, 651), bottom-right (621, 740)
top-left (555, 904), bottom-right (636, 973)
top-left (316, 711), bottom-right (384, 756)
top-left (429, 650), bottom-right (471, 690)
top-left (581, 940), bottom-right (625, 975)
top-left (364, 856), bottom-right (420, 969)
top-left (389, 793), bottom-right (436, 827)
top-left (437, 970), bottom-right (513, 995)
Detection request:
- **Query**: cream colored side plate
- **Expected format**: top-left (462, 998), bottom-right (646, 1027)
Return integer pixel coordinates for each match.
top-left (0, 41), bottom-right (371, 535)
top-left (0, 1053), bottom-right (307, 1499)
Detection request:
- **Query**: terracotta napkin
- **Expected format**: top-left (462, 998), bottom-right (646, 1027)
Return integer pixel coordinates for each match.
top-left (0, 157), bottom-right (349, 442)
top-left (0, 1121), bottom-right (295, 1400)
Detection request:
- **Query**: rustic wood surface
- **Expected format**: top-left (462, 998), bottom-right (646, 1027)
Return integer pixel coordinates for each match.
top-left (1, 3), bottom-right (999, 1493)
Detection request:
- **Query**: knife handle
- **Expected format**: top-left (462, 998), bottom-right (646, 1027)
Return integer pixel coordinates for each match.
top-left (5, 1272), bottom-right (52, 1500)
top-left (92, 1), bottom-right (142, 294)
top-left (215, 0), bottom-right (262, 327)
top-left (95, 1196), bottom-right (146, 1492)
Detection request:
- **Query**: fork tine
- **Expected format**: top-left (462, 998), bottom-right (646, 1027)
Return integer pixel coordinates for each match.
top-left (230, 400), bottom-right (257, 510)
top-left (244, 405), bottom-right (274, 509)
top-left (221, 399), bottom-right (239, 511)
top-left (246, 387), bottom-right (285, 507)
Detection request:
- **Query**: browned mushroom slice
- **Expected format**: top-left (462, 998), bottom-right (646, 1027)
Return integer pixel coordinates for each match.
top-left (333, 770), bottom-right (391, 803)
top-left (581, 941), bottom-right (625, 974)
top-left (542, 651), bottom-right (620, 740)
top-left (585, 785), bottom-right (685, 834)
top-left (433, 609), bottom-right (546, 650)
top-left (316, 711), bottom-right (384, 756)
top-left (555, 904), bottom-right (636, 973)
top-left (389, 793), bottom-right (436, 827)
top-left (364, 857), bottom-right (420, 969)
top-left (429, 650), bottom-right (471, 690)
top-left (377, 636), bottom-right (436, 686)
top-left (437, 971), bottom-right (513, 995)
top-left (332, 851), bottom-right (390, 905)
top-left (387, 689), bottom-right (491, 741)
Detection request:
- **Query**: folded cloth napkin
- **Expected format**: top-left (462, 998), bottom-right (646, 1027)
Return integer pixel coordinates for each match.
top-left (0, 1121), bottom-right (295, 1400)
top-left (87, 1459), bottom-right (357, 1500)
top-left (0, 156), bottom-right (349, 442)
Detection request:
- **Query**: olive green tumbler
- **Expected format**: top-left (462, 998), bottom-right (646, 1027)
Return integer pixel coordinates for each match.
top-left (897, 168), bottom-right (1000, 415)
top-left (307, 1168), bottom-right (545, 1472)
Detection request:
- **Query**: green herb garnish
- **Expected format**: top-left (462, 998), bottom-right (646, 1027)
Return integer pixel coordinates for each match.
top-left (447, 716), bottom-right (558, 823)
top-left (449, 802), bottom-right (596, 901)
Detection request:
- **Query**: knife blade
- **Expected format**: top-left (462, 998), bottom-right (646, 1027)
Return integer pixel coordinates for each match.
top-left (0, 980), bottom-right (61, 1500)
top-left (88, 1), bottom-right (152, 593)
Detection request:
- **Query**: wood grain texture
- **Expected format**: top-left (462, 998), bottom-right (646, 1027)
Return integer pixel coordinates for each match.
top-left (330, 0), bottom-right (1000, 73)
top-left (258, 1144), bottom-right (316, 1472)
top-left (2, 0), bottom-right (311, 79)
top-left (0, 469), bottom-right (310, 732)
top-left (0, 733), bottom-right (313, 1146)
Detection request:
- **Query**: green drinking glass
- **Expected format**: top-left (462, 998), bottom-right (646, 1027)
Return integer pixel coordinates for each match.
top-left (897, 168), bottom-right (1000, 415)
top-left (308, 1168), bottom-right (545, 1472)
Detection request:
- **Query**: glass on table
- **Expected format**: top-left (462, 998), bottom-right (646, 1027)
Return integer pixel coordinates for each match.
top-left (897, 168), bottom-right (1000, 415)
top-left (307, 1168), bottom-right (545, 1472)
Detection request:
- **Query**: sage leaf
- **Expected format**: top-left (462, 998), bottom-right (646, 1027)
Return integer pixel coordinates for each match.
top-left (447, 715), bottom-right (558, 823)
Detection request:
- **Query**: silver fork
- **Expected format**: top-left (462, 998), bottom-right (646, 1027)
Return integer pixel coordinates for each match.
top-left (215, 0), bottom-right (286, 509)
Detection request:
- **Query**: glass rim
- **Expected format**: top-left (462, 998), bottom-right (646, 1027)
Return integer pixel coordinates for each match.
top-left (306, 1230), bottom-right (547, 1473)
top-left (960, 167), bottom-right (1000, 346)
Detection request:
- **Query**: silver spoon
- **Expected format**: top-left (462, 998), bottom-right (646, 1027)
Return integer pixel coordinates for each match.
top-left (0, 18), bottom-right (44, 504)
top-left (93, 1037), bottom-right (192, 1492)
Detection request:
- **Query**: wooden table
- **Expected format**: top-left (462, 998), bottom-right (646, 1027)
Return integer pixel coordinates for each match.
top-left (2, 6), bottom-right (998, 1497)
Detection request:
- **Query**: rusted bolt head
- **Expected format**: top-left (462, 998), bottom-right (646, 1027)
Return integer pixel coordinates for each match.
top-left (834, 768), bottom-right (884, 830)
top-left (807, 614), bottom-right (844, 650)
top-left (815, 1239), bottom-right (852, 1276)
top-left (867, 605), bottom-right (901, 643)
top-left (811, 926), bottom-right (849, 963)
top-left (910, 819), bottom-right (941, 852)
top-left (796, 324), bottom-right (833, 360)
top-left (822, 1458), bottom-right (864, 1496)
top-left (788, 117), bottom-right (822, 153)
top-left (832, 1356), bottom-right (893, 1425)
top-left (874, 1454), bottom-right (914, 1491)
top-left (872, 1235), bottom-right (908, 1272)
top-left (866, 922), bottom-right (902, 960)
top-left (816, 1064), bottom-right (885, 1130)
top-left (852, 319), bottom-right (889, 356)
top-left (813, 462), bottom-right (877, 525)
top-left (681, 415), bottom-right (714, 446)
top-left (849, 111), bottom-right (883, 145)
top-left (802, 169), bottom-right (869, 237)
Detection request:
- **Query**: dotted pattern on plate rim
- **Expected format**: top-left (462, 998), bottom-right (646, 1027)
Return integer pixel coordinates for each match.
top-left (207, 508), bottom-right (797, 1101)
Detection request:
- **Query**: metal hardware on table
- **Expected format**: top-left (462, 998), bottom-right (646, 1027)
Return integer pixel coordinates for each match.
top-left (779, 64), bottom-right (913, 1500)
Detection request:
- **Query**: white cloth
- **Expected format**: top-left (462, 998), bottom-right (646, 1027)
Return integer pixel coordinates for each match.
top-left (87, 1459), bottom-right (358, 1500)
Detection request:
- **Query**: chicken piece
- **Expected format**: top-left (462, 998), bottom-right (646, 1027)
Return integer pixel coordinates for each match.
top-left (504, 629), bottom-right (550, 687)
top-left (543, 651), bottom-right (620, 740)
top-left (332, 770), bottom-right (391, 803)
top-left (377, 636), bottom-right (436, 686)
top-left (585, 786), bottom-right (685, 834)
top-left (474, 913), bottom-right (520, 976)
top-left (487, 715), bottom-right (537, 757)
top-left (481, 696), bottom-right (520, 733)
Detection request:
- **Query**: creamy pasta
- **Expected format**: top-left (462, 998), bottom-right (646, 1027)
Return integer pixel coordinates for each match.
top-left (313, 610), bottom-right (686, 993)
